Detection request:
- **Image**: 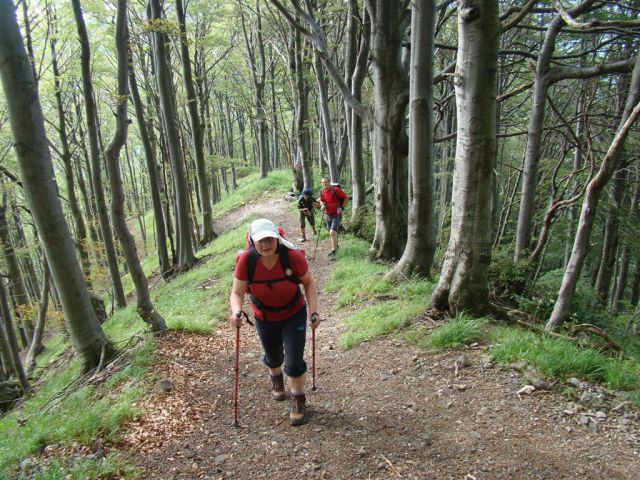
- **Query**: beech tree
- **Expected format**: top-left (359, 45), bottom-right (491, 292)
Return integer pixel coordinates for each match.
top-left (0, 0), bottom-right (114, 371)
top-left (430, 0), bottom-right (500, 314)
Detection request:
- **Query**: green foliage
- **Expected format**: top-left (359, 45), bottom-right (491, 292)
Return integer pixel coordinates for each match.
top-left (490, 327), bottom-right (640, 391)
top-left (488, 247), bottom-right (531, 298)
top-left (342, 207), bottom-right (375, 243)
top-left (424, 313), bottom-right (488, 350)
top-left (515, 269), bottom-right (605, 326)
top-left (324, 236), bottom-right (435, 349)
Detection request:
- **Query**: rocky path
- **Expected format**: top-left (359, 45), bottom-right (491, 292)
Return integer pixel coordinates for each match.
top-left (119, 196), bottom-right (640, 479)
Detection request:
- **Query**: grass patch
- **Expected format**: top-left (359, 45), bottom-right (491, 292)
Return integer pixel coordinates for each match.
top-left (424, 314), bottom-right (488, 350)
top-left (324, 235), bottom-right (435, 349)
top-left (490, 327), bottom-right (640, 391)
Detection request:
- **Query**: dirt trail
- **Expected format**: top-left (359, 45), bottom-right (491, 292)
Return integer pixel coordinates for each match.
top-left (119, 196), bottom-right (640, 479)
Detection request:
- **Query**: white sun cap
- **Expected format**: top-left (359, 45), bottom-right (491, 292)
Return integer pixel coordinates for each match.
top-left (249, 218), bottom-right (297, 250)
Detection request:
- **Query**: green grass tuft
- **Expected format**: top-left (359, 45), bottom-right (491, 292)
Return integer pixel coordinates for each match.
top-left (490, 327), bottom-right (640, 391)
top-left (426, 313), bottom-right (488, 350)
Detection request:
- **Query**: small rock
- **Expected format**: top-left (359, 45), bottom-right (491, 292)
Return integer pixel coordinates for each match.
top-left (595, 411), bottom-right (607, 420)
top-left (453, 384), bottom-right (469, 391)
top-left (579, 415), bottom-right (591, 426)
top-left (517, 385), bottom-right (536, 396)
top-left (456, 354), bottom-right (471, 368)
top-left (476, 407), bottom-right (489, 416)
top-left (567, 377), bottom-right (584, 389)
top-left (153, 379), bottom-right (173, 394)
top-left (511, 361), bottom-right (528, 370)
top-left (470, 431), bottom-right (481, 440)
top-left (213, 454), bottom-right (228, 464)
top-left (357, 446), bottom-right (367, 456)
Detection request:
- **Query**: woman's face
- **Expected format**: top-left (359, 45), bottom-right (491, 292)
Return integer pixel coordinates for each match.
top-left (254, 236), bottom-right (277, 256)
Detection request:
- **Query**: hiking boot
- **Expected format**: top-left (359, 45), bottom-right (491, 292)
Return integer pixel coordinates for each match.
top-left (290, 393), bottom-right (306, 426)
top-left (328, 250), bottom-right (336, 260)
top-left (270, 373), bottom-right (286, 401)
top-left (298, 237), bottom-right (307, 242)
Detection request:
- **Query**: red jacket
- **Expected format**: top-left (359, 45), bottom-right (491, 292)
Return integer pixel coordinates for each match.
top-left (320, 186), bottom-right (348, 216)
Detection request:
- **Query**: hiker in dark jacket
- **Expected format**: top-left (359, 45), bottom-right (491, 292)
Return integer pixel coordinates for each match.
top-left (229, 218), bottom-right (320, 426)
top-left (297, 188), bottom-right (319, 242)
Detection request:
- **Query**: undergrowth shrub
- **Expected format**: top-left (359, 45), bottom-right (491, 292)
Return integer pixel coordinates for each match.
top-left (424, 313), bottom-right (488, 350)
top-left (488, 247), bottom-right (531, 299)
top-left (515, 269), bottom-right (605, 327)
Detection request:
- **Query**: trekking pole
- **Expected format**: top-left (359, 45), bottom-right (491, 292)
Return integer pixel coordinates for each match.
top-left (232, 310), bottom-right (250, 427)
top-left (310, 313), bottom-right (319, 391)
top-left (311, 214), bottom-right (324, 261)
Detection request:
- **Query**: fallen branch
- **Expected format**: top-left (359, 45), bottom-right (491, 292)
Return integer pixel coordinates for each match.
top-left (572, 324), bottom-right (624, 354)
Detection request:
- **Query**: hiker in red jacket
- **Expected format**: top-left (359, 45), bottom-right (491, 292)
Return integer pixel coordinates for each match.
top-left (230, 218), bottom-right (320, 426)
top-left (319, 177), bottom-right (348, 260)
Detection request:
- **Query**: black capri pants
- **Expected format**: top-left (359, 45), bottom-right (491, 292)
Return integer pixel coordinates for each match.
top-left (255, 306), bottom-right (307, 378)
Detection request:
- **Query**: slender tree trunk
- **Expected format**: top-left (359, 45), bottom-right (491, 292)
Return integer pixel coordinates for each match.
top-left (0, 194), bottom-right (35, 346)
top-left (0, 277), bottom-right (28, 390)
top-left (26, 259), bottom-right (49, 375)
top-left (515, 0), bottom-right (595, 261)
top-left (387, 0), bottom-right (436, 280)
top-left (349, 5), bottom-right (370, 221)
top-left (313, 50), bottom-right (339, 181)
top-left (71, 0), bottom-right (126, 308)
top-left (105, 0), bottom-right (166, 332)
top-left (546, 50), bottom-right (640, 331)
top-left (612, 165), bottom-right (640, 313)
top-left (430, 0), bottom-right (499, 314)
top-left (176, 0), bottom-right (215, 244)
top-left (50, 31), bottom-right (92, 285)
top-left (129, 58), bottom-right (172, 279)
top-left (0, 0), bottom-right (114, 371)
top-left (149, 0), bottom-right (197, 271)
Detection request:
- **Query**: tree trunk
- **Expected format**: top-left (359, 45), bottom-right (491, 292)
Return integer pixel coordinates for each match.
top-left (26, 259), bottom-right (50, 375)
top-left (349, 5), bottom-right (370, 220)
top-left (368, 1), bottom-right (410, 261)
top-left (515, 1), bottom-right (596, 261)
top-left (546, 50), bottom-right (640, 331)
top-left (105, 0), bottom-right (166, 332)
top-left (612, 165), bottom-right (640, 313)
top-left (595, 168), bottom-right (626, 305)
top-left (430, 0), bottom-right (499, 314)
top-left (0, 0), bottom-right (114, 371)
top-left (149, 0), bottom-right (197, 271)
top-left (313, 50), bottom-right (339, 181)
top-left (0, 277), bottom-right (28, 390)
top-left (387, 0), bottom-right (436, 280)
top-left (50, 31), bottom-right (92, 285)
top-left (129, 57), bottom-right (172, 279)
top-left (176, 0), bottom-right (215, 244)
top-left (71, 0), bottom-right (126, 308)
top-left (0, 193), bottom-right (35, 346)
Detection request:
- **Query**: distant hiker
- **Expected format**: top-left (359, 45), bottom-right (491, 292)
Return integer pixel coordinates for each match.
top-left (297, 188), bottom-right (319, 242)
top-left (319, 177), bottom-right (348, 260)
top-left (229, 218), bottom-right (320, 426)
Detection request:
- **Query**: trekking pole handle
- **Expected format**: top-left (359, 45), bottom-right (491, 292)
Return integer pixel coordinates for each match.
top-left (310, 312), bottom-right (319, 324)
top-left (234, 310), bottom-right (254, 327)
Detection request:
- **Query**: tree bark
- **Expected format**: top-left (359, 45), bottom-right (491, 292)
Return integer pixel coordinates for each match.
top-left (26, 259), bottom-right (49, 375)
top-left (0, 0), bottom-right (114, 372)
top-left (0, 276), bottom-right (28, 390)
top-left (430, 0), bottom-right (499, 314)
top-left (387, 0), bottom-right (436, 280)
top-left (369, 1), bottom-right (410, 261)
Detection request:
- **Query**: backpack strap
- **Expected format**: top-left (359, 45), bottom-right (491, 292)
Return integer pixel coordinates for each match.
top-left (246, 245), bottom-right (302, 320)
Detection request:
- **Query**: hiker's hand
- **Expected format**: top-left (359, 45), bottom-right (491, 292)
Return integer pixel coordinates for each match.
top-left (337, 207), bottom-right (343, 214)
top-left (230, 311), bottom-right (244, 328)
top-left (320, 203), bottom-right (326, 211)
top-left (309, 313), bottom-right (320, 330)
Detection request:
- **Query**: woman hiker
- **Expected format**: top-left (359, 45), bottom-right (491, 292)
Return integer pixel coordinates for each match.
top-left (229, 218), bottom-right (320, 426)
